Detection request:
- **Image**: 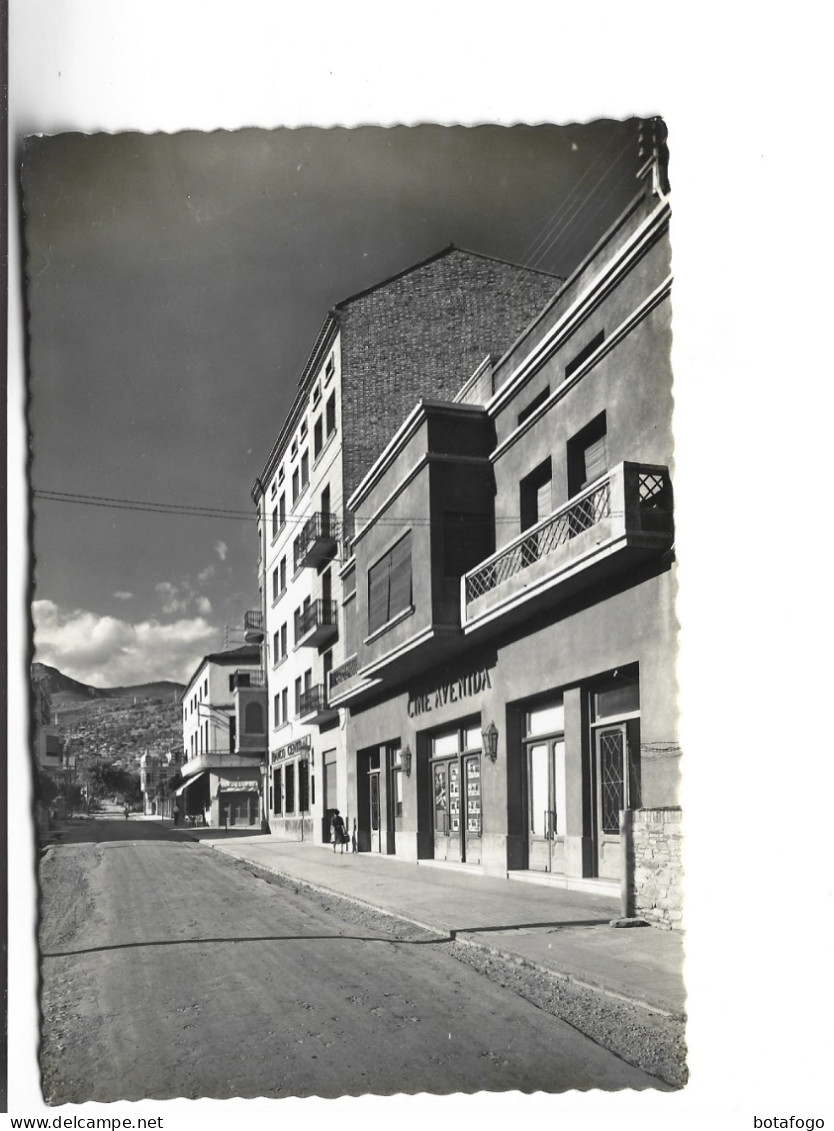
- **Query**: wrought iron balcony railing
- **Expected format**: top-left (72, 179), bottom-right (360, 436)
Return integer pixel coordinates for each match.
top-left (296, 599), bottom-right (338, 642)
top-left (299, 684), bottom-right (336, 721)
top-left (243, 608), bottom-right (264, 643)
top-left (294, 512), bottom-right (340, 570)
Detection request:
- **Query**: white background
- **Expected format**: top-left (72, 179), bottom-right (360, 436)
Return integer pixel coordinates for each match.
top-left (7, 1), bottom-right (832, 1127)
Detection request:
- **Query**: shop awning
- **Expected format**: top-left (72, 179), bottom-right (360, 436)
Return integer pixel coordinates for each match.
top-left (175, 771), bottom-right (207, 796)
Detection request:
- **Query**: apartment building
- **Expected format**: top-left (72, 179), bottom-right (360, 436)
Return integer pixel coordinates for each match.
top-left (177, 643), bottom-right (266, 826)
top-left (251, 247), bottom-right (561, 842)
top-left (331, 139), bottom-right (681, 927)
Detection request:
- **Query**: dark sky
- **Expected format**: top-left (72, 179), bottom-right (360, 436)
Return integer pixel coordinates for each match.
top-left (24, 121), bottom-right (644, 685)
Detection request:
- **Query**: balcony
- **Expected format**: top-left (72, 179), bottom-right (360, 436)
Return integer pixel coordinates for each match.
top-left (230, 668), bottom-right (265, 690)
top-left (294, 512), bottom-right (339, 569)
top-left (462, 461), bottom-right (673, 631)
top-left (327, 654), bottom-right (381, 706)
top-left (299, 683), bottom-right (338, 725)
top-left (243, 608), bottom-right (264, 644)
top-left (295, 599), bottom-right (339, 647)
top-left (180, 750), bottom-right (264, 778)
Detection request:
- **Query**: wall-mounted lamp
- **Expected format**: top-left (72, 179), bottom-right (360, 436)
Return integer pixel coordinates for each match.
top-left (402, 746), bottom-right (412, 777)
top-left (482, 721), bottom-right (499, 763)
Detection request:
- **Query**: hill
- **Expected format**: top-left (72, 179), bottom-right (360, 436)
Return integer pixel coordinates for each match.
top-left (32, 662), bottom-right (184, 704)
top-left (32, 662), bottom-right (186, 770)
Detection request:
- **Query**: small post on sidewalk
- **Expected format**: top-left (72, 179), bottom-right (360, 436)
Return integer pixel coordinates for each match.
top-left (610, 808), bottom-right (646, 927)
top-left (621, 808), bottom-right (634, 919)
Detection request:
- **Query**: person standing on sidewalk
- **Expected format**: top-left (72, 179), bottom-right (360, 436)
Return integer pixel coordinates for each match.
top-left (330, 810), bottom-right (347, 854)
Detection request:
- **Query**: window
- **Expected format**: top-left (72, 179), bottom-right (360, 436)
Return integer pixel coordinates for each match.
top-left (325, 354), bottom-right (335, 384)
top-left (273, 768), bottom-right (282, 814)
top-left (279, 556), bottom-right (286, 592)
top-left (272, 566), bottom-right (279, 602)
top-left (273, 631), bottom-right (280, 663)
top-left (292, 468), bottom-right (300, 504)
top-left (326, 392), bottom-right (336, 436)
top-left (270, 479), bottom-right (277, 498)
top-left (281, 687), bottom-right (288, 723)
top-left (312, 381), bottom-right (322, 407)
top-left (274, 692), bottom-right (280, 726)
top-left (279, 493), bottom-right (286, 528)
top-left (278, 466), bottom-right (284, 486)
top-left (565, 328), bottom-right (605, 381)
top-left (280, 622), bottom-right (287, 659)
top-left (290, 437), bottom-right (298, 460)
top-left (295, 677), bottom-right (302, 717)
top-left (271, 506), bottom-right (278, 539)
top-left (300, 450), bottom-right (309, 490)
top-left (517, 386), bottom-right (550, 427)
top-left (300, 419), bottom-right (308, 440)
top-left (519, 458), bottom-right (552, 533)
top-left (244, 702), bottom-right (264, 734)
top-left (567, 412), bottom-right (607, 497)
top-left (313, 417), bottom-right (323, 458)
top-left (368, 532), bottom-right (412, 634)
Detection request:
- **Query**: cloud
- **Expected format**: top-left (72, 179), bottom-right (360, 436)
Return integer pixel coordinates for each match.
top-left (215, 541), bottom-right (228, 562)
top-left (113, 591), bottom-right (135, 600)
top-left (154, 581), bottom-right (191, 615)
top-left (33, 599), bottom-right (218, 687)
top-left (197, 565), bottom-right (215, 584)
top-left (196, 596), bottom-right (213, 615)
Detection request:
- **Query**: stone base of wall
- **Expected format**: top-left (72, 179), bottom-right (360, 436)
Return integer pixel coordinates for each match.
top-left (630, 806), bottom-right (683, 930)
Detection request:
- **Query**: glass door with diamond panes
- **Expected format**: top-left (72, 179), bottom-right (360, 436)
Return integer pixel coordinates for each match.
top-left (591, 674), bottom-right (641, 879)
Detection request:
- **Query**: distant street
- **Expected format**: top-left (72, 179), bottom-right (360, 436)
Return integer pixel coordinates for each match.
top-left (38, 816), bottom-right (664, 1102)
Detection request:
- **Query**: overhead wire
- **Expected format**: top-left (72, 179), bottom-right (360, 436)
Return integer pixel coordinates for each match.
top-left (32, 487), bottom-right (621, 529)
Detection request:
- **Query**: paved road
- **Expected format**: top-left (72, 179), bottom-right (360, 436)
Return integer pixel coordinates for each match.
top-left (39, 817), bottom-right (666, 1102)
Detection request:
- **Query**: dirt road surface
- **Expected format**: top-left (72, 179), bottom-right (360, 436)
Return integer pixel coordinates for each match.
top-left (38, 817), bottom-right (668, 1103)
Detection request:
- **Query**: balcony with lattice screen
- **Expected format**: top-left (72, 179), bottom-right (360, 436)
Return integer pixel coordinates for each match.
top-left (462, 462), bottom-right (672, 631)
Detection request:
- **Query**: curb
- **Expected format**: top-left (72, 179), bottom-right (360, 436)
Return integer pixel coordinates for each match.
top-left (202, 838), bottom-right (682, 1020)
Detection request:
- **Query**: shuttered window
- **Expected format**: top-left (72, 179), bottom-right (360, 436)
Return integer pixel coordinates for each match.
top-left (583, 434), bottom-right (607, 486)
top-left (368, 532), bottom-right (412, 634)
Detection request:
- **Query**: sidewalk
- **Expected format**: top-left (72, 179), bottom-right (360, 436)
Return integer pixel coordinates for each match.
top-left (193, 829), bottom-right (686, 1018)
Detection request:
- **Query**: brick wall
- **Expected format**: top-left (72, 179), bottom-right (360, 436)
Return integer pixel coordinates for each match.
top-left (339, 249), bottom-right (559, 505)
top-left (630, 806), bottom-right (683, 930)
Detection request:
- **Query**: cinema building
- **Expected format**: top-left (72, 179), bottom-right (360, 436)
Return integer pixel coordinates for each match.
top-left (330, 167), bottom-right (682, 927)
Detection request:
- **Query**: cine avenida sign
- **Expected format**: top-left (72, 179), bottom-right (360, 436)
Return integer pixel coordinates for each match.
top-left (407, 666), bottom-right (493, 718)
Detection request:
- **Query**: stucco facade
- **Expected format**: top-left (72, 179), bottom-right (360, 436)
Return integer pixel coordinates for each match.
top-left (178, 644), bottom-right (266, 826)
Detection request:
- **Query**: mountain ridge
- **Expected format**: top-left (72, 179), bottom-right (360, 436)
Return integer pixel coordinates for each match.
top-left (32, 661), bottom-right (185, 703)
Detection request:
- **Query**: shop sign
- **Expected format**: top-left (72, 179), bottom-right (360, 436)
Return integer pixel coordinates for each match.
top-left (274, 736), bottom-right (311, 761)
top-left (407, 666), bottom-right (493, 718)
